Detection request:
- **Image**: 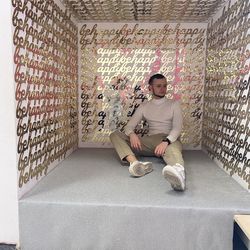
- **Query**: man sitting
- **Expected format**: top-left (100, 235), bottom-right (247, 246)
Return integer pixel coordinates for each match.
top-left (110, 73), bottom-right (185, 191)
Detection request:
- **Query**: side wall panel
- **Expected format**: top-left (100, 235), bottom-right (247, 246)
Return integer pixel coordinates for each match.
top-left (12, 0), bottom-right (79, 197)
top-left (203, 0), bottom-right (250, 191)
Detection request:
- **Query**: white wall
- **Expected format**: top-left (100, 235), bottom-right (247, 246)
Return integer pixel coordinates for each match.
top-left (0, 1), bottom-right (19, 244)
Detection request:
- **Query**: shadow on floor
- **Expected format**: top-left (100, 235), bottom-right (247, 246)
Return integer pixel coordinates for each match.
top-left (0, 244), bottom-right (16, 250)
top-left (233, 223), bottom-right (248, 250)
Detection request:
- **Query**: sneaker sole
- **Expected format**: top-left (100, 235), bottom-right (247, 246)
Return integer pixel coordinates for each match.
top-left (129, 163), bottom-right (153, 177)
top-left (162, 169), bottom-right (185, 191)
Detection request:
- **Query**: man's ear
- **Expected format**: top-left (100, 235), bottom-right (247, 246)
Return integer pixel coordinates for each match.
top-left (148, 85), bottom-right (152, 91)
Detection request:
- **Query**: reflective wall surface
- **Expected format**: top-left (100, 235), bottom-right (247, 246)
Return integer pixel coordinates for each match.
top-left (203, 0), bottom-right (250, 190)
top-left (12, 0), bottom-right (78, 196)
top-left (79, 23), bottom-right (207, 149)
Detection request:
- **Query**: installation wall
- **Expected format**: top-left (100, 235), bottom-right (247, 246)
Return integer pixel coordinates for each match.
top-left (78, 22), bottom-right (207, 150)
top-left (203, 0), bottom-right (250, 191)
top-left (12, 0), bottom-right (78, 197)
top-left (0, 1), bottom-right (19, 244)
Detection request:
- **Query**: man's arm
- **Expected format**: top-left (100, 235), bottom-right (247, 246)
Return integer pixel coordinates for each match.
top-left (166, 101), bottom-right (183, 143)
top-left (154, 101), bottom-right (183, 156)
top-left (124, 105), bottom-right (144, 136)
top-left (124, 105), bottom-right (144, 151)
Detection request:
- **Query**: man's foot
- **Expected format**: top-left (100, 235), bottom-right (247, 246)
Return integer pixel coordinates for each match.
top-left (129, 161), bottom-right (153, 177)
top-left (162, 163), bottom-right (185, 191)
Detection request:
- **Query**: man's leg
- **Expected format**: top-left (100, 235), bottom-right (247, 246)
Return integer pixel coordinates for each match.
top-left (109, 130), bottom-right (154, 176)
top-left (109, 130), bottom-right (135, 163)
top-left (162, 140), bottom-right (186, 191)
top-left (162, 140), bottom-right (184, 166)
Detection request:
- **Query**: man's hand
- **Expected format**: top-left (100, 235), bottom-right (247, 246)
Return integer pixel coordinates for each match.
top-left (129, 133), bottom-right (142, 151)
top-left (154, 141), bottom-right (168, 157)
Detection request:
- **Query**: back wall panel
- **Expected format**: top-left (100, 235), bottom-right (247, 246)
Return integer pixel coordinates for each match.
top-left (78, 23), bottom-right (207, 149)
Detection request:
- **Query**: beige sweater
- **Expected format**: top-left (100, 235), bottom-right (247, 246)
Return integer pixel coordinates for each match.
top-left (124, 97), bottom-right (183, 143)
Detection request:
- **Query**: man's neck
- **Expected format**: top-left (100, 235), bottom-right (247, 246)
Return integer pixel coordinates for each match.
top-left (153, 94), bottom-right (165, 99)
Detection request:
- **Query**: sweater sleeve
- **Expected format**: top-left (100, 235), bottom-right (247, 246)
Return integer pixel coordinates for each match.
top-left (167, 101), bottom-right (183, 143)
top-left (124, 104), bottom-right (144, 136)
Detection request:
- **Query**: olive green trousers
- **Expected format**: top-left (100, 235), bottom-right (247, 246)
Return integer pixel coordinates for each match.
top-left (110, 130), bottom-right (184, 166)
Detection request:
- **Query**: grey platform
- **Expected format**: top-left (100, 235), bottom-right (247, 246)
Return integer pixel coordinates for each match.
top-left (19, 149), bottom-right (250, 250)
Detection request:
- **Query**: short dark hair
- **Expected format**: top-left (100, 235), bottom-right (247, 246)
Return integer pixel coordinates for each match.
top-left (148, 74), bottom-right (166, 85)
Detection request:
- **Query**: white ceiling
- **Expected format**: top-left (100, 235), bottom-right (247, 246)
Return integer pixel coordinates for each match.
top-left (61, 0), bottom-right (226, 22)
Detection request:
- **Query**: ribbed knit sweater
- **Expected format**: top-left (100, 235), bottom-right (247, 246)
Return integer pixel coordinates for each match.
top-left (124, 97), bottom-right (183, 143)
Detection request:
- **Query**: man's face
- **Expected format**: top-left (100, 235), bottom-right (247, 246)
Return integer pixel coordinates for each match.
top-left (149, 78), bottom-right (167, 99)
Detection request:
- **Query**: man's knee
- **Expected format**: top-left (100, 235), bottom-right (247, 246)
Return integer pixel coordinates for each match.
top-left (109, 130), bottom-right (126, 141)
top-left (164, 144), bottom-right (182, 157)
top-left (109, 130), bottom-right (119, 140)
top-left (109, 130), bottom-right (116, 139)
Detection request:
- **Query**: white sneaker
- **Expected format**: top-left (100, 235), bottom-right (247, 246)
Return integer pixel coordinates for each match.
top-left (129, 161), bottom-right (153, 177)
top-left (162, 163), bottom-right (185, 191)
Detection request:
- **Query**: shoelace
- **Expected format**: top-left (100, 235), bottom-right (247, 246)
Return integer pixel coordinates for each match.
top-left (175, 166), bottom-right (185, 180)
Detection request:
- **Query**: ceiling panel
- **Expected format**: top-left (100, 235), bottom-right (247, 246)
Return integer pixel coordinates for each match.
top-left (61, 0), bottom-right (226, 22)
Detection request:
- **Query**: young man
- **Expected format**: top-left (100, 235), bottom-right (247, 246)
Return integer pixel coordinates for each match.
top-left (110, 74), bottom-right (185, 191)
